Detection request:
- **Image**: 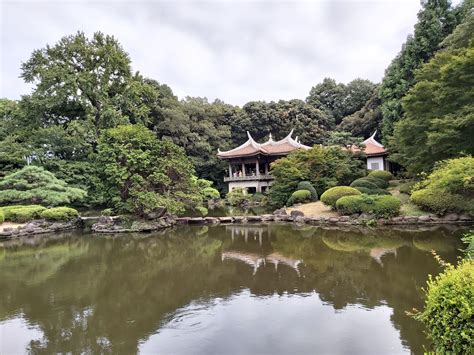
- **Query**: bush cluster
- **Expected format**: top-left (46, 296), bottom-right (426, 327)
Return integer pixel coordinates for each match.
top-left (39, 207), bottom-right (79, 221)
top-left (320, 186), bottom-right (361, 208)
top-left (367, 170), bottom-right (393, 181)
top-left (415, 259), bottom-right (474, 353)
top-left (0, 210), bottom-right (4, 223)
top-left (399, 181), bottom-right (417, 195)
top-left (297, 181), bottom-right (318, 201)
top-left (410, 157), bottom-right (474, 216)
top-left (353, 186), bottom-right (390, 195)
top-left (226, 188), bottom-right (249, 207)
top-left (287, 190), bottom-right (312, 206)
top-left (336, 194), bottom-right (401, 218)
top-left (0, 205), bottom-right (47, 222)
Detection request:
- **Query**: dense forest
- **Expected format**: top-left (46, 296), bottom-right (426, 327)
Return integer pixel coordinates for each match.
top-left (0, 0), bottom-right (472, 211)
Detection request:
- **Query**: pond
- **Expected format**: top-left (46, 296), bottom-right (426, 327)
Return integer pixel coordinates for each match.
top-left (0, 224), bottom-right (468, 354)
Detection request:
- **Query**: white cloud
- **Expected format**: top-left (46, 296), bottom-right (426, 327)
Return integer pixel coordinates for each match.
top-left (0, 0), bottom-right (422, 105)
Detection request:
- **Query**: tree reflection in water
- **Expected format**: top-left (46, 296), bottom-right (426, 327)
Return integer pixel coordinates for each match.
top-left (0, 224), bottom-right (466, 354)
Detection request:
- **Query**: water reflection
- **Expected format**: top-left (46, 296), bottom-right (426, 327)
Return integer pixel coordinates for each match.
top-left (0, 225), bottom-right (466, 354)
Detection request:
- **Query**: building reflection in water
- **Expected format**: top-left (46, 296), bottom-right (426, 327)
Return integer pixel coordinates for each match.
top-left (222, 225), bottom-right (303, 276)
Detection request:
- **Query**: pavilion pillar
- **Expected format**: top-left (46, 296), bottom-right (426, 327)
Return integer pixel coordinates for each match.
top-left (265, 162), bottom-right (269, 175)
top-left (242, 161), bottom-right (246, 176)
top-left (228, 163), bottom-right (232, 177)
top-left (256, 159), bottom-right (260, 176)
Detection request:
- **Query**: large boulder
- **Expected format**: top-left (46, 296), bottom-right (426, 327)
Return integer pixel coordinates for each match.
top-left (290, 210), bottom-right (304, 218)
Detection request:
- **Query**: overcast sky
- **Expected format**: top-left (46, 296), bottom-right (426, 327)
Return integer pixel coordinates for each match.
top-left (1, 0), bottom-right (428, 105)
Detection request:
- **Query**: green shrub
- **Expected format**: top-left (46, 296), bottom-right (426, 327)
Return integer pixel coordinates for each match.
top-left (101, 208), bottom-right (113, 216)
top-left (287, 190), bottom-right (312, 206)
top-left (411, 189), bottom-right (466, 215)
top-left (350, 179), bottom-right (379, 190)
top-left (0, 210), bottom-right (4, 223)
top-left (226, 188), bottom-right (249, 207)
top-left (40, 207), bottom-right (79, 221)
top-left (399, 181), bottom-right (417, 195)
top-left (195, 206), bottom-right (208, 217)
top-left (297, 181), bottom-right (318, 201)
top-left (250, 193), bottom-right (267, 204)
top-left (410, 157), bottom-right (474, 215)
top-left (336, 194), bottom-right (401, 218)
top-left (368, 170), bottom-right (393, 181)
top-left (320, 186), bottom-right (361, 208)
top-left (364, 176), bottom-right (389, 189)
top-left (415, 260), bottom-right (474, 353)
top-left (353, 186), bottom-right (390, 195)
top-left (0, 205), bottom-right (47, 222)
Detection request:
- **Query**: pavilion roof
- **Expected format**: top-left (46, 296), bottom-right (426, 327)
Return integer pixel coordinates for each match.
top-left (217, 130), bottom-right (311, 159)
top-left (350, 131), bottom-right (388, 156)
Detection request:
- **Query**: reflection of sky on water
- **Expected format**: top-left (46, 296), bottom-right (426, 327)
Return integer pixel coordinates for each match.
top-left (0, 316), bottom-right (43, 354)
top-left (140, 289), bottom-right (407, 355)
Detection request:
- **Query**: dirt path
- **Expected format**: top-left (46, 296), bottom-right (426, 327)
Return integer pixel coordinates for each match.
top-left (287, 201), bottom-right (339, 218)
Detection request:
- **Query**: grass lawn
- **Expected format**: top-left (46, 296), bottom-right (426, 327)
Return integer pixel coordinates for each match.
top-left (388, 180), bottom-right (430, 216)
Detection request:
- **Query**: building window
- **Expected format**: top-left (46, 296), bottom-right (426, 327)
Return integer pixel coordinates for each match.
top-left (370, 162), bottom-right (380, 170)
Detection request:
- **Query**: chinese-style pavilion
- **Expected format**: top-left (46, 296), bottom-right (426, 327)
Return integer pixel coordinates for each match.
top-left (217, 130), bottom-right (310, 193)
top-left (350, 131), bottom-right (390, 171)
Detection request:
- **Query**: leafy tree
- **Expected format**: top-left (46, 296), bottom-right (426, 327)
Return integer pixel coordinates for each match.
top-left (307, 78), bottom-right (376, 125)
top-left (380, 0), bottom-right (460, 141)
top-left (0, 165), bottom-right (87, 206)
top-left (390, 14), bottom-right (474, 174)
top-left (269, 146), bottom-right (365, 207)
top-left (338, 89), bottom-right (382, 138)
top-left (326, 131), bottom-right (363, 148)
top-left (97, 124), bottom-right (198, 216)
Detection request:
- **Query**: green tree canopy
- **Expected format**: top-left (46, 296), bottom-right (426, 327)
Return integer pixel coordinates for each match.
top-left (390, 14), bottom-right (474, 174)
top-left (97, 124), bottom-right (199, 215)
top-left (380, 0), bottom-right (462, 141)
top-left (0, 165), bottom-right (87, 206)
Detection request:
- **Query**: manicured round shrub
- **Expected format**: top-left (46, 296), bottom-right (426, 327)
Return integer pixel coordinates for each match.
top-left (350, 179), bottom-right (379, 190)
top-left (369, 195), bottom-right (401, 218)
top-left (202, 187), bottom-right (220, 200)
top-left (368, 170), bottom-right (393, 181)
top-left (411, 189), bottom-right (465, 215)
top-left (0, 210), bottom-right (4, 223)
top-left (40, 207), bottom-right (79, 221)
top-left (226, 188), bottom-right (249, 207)
top-left (320, 186), bottom-right (361, 208)
top-left (287, 190), bottom-right (312, 206)
top-left (353, 186), bottom-right (390, 195)
top-left (335, 195), bottom-right (364, 215)
top-left (336, 194), bottom-right (401, 218)
top-left (415, 260), bottom-right (474, 353)
top-left (364, 176), bottom-right (389, 189)
top-left (297, 181), bottom-right (318, 201)
top-left (195, 206), bottom-right (208, 217)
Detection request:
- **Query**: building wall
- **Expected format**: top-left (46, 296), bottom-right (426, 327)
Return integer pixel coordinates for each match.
top-left (367, 156), bottom-right (385, 171)
top-left (228, 180), bottom-right (274, 193)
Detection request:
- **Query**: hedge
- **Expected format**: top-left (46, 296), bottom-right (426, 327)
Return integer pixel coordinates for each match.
top-left (0, 205), bottom-right (47, 222)
top-left (336, 194), bottom-right (401, 218)
top-left (40, 207), bottom-right (79, 221)
top-left (415, 260), bottom-right (474, 353)
top-left (297, 181), bottom-right (318, 201)
top-left (320, 186), bottom-right (361, 208)
top-left (411, 189), bottom-right (466, 215)
top-left (350, 179), bottom-right (379, 190)
top-left (287, 190), bottom-right (312, 206)
top-left (368, 170), bottom-right (393, 181)
top-left (363, 176), bottom-right (389, 189)
top-left (353, 186), bottom-right (390, 195)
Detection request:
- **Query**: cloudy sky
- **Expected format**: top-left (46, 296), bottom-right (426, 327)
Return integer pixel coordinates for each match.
top-left (1, 0), bottom-right (427, 105)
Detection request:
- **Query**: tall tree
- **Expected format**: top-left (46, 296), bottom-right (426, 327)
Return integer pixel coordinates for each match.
top-left (380, 0), bottom-right (460, 142)
top-left (306, 78), bottom-right (376, 125)
top-left (390, 13), bottom-right (474, 174)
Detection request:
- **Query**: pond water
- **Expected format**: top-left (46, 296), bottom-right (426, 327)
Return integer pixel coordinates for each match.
top-left (0, 224), bottom-right (468, 354)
